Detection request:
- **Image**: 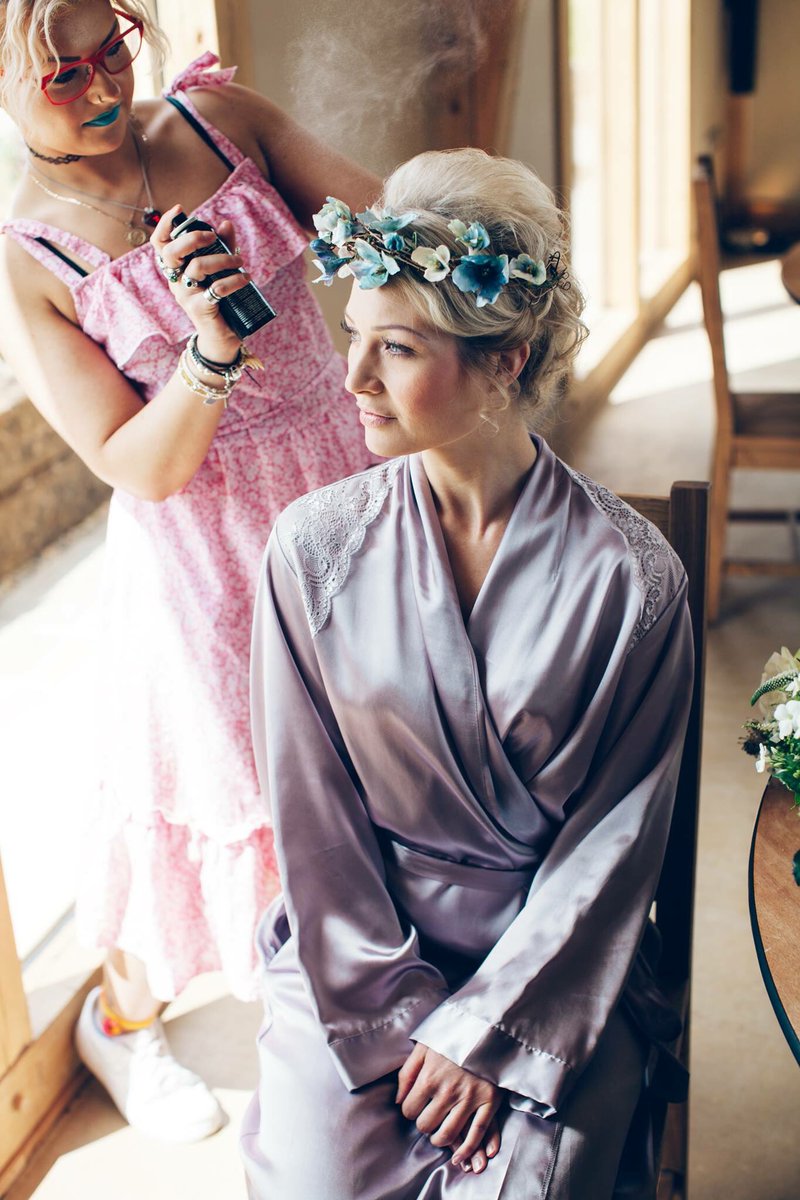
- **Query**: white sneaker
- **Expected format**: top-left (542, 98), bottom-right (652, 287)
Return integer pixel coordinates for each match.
top-left (75, 986), bottom-right (226, 1142)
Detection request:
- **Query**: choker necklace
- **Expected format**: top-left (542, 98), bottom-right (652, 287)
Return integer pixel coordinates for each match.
top-left (28, 127), bottom-right (162, 246)
top-left (26, 143), bottom-right (83, 165)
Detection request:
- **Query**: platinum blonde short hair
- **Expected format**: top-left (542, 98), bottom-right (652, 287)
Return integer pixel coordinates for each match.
top-left (379, 148), bottom-right (587, 428)
top-left (0, 0), bottom-right (168, 121)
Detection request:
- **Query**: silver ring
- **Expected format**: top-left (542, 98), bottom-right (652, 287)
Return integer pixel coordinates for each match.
top-left (156, 254), bottom-right (182, 284)
top-left (183, 274), bottom-right (201, 289)
top-left (205, 284), bottom-right (223, 305)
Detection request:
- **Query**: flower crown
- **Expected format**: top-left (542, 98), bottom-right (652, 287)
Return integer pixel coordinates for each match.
top-left (310, 196), bottom-right (567, 308)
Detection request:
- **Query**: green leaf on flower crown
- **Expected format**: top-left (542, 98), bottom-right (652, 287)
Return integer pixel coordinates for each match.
top-left (750, 672), bottom-right (800, 706)
top-left (793, 849), bottom-right (800, 887)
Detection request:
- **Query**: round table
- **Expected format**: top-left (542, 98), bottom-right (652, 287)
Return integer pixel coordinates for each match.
top-left (782, 243), bottom-right (800, 304)
top-left (748, 778), bottom-right (800, 1063)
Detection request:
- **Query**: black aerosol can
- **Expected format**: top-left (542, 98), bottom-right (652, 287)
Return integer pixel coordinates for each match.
top-left (170, 212), bottom-right (276, 339)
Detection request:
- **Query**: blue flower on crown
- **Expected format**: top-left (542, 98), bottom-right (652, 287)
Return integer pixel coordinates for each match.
top-left (448, 219), bottom-right (491, 253)
top-left (383, 231), bottom-right (406, 252)
top-left (310, 237), bottom-right (352, 286)
top-left (357, 208), bottom-right (418, 235)
top-left (357, 208), bottom-right (418, 253)
top-left (313, 196), bottom-right (359, 248)
top-left (452, 253), bottom-right (510, 307)
top-left (348, 238), bottom-right (401, 289)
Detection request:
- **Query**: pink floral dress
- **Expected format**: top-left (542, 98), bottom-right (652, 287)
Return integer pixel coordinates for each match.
top-left (1, 55), bottom-right (371, 1000)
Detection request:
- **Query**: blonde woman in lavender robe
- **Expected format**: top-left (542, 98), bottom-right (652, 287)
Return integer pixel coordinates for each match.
top-left (243, 148), bottom-right (693, 1199)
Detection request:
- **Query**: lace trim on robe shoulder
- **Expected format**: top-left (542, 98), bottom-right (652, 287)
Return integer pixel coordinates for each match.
top-left (278, 458), bottom-right (404, 637)
top-left (565, 468), bottom-right (685, 651)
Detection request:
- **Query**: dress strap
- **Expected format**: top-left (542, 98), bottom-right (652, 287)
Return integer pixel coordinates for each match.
top-left (163, 53), bottom-right (246, 173)
top-left (1, 219), bottom-right (107, 283)
top-left (165, 96), bottom-right (235, 173)
top-left (35, 237), bottom-right (89, 278)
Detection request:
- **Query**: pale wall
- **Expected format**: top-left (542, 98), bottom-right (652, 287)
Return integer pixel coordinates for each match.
top-left (749, 0), bottom-right (800, 200)
top-left (690, 0), bottom-right (800, 203)
top-left (242, 1), bottom-right (558, 343)
top-left (690, 0), bottom-right (726, 163)
top-left (506, 0), bottom-right (558, 187)
top-left (244, 0), bottom-right (557, 184)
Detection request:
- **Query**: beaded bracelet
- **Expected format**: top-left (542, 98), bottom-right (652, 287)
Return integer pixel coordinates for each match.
top-left (178, 348), bottom-right (233, 407)
top-left (187, 332), bottom-right (245, 386)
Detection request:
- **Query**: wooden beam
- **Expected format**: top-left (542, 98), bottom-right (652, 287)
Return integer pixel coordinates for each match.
top-left (0, 859), bottom-right (31, 1077)
top-left (565, 258), bottom-right (693, 418)
top-left (471, 0), bottom-right (525, 154)
top-left (0, 971), bottom-right (100, 1188)
top-left (732, 439), bottom-right (800, 470)
top-left (554, 0), bottom-right (572, 195)
top-left (427, 0), bottom-right (527, 153)
top-left (724, 93), bottom-right (754, 213)
top-left (725, 561), bottom-right (800, 578)
top-left (212, 0), bottom-right (255, 88)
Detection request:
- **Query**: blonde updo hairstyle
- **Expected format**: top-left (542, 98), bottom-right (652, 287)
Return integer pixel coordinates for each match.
top-left (0, 0), bottom-right (168, 122)
top-left (379, 148), bottom-right (587, 428)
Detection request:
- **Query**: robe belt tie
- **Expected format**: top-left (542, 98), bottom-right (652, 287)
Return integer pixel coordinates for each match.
top-left (385, 839), bottom-right (535, 894)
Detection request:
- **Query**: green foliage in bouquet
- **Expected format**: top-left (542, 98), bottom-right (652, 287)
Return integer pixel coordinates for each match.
top-left (742, 646), bottom-right (800, 809)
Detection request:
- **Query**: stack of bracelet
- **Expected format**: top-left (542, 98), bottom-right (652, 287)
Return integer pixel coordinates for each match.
top-left (178, 333), bottom-right (249, 407)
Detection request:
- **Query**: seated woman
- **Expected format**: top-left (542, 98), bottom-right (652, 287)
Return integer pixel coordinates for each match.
top-left (243, 148), bottom-right (693, 1199)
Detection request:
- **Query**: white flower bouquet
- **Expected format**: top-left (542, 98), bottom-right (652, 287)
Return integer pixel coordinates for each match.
top-left (742, 646), bottom-right (800, 809)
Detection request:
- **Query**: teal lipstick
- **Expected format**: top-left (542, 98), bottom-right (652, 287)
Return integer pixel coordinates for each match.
top-left (84, 104), bottom-right (120, 128)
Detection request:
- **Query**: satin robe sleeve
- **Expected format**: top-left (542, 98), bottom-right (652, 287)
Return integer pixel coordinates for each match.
top-left (411, 580), bottom-right (693, 1116)
top-left (251, 530), bottom-right (450, 1092)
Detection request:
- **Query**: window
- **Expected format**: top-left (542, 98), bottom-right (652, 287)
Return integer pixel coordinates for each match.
top-left (563, 0), bottom-right (691, 378)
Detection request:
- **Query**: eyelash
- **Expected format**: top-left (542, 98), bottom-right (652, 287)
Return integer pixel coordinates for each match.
top-left (340, 321), bottom-right (414, 357)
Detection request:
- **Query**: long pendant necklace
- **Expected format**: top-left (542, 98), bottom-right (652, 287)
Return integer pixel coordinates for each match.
top-left (28, 127), bottom-right (162, 247)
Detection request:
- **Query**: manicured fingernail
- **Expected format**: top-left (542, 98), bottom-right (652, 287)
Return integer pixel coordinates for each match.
top-left (461, 1162), bottom-right (471, 1172)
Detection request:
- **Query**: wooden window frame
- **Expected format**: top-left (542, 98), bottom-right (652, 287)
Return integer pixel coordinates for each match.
top-left (556, 0), bottom-right (693, 415)
top-left (0, 860), bottom-right (101, 1193)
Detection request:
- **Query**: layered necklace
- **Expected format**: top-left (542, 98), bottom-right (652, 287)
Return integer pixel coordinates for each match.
top-left (28, 125), bottom-right (162, 247)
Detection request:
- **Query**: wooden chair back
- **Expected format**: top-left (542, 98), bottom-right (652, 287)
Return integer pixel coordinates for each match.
top-left (693, 157), bottom-right (735, 442)
top-left (620, 480), bottom-right (709, 1198)
top-left (692, 155), bottom-right (800, 623)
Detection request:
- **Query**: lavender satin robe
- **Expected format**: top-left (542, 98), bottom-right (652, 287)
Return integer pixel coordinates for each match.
top-left (243, 439), bottom-right (693, 1199)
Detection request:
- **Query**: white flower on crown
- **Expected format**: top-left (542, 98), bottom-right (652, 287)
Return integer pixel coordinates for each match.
top-left (410, 245), bottom-right (451, 282)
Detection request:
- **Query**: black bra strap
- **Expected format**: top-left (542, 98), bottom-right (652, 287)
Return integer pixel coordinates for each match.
top-left (166, 95), bottom-right (235, 172)
top-left (35, 236), bottom-right (89, 277)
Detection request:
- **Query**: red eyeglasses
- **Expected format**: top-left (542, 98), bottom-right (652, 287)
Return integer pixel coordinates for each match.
top-left (40, 9), bottom-right (143, 105)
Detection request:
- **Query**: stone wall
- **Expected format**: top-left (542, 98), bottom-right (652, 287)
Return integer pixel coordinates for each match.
top-left (0, 362), bottom-right (109, 580)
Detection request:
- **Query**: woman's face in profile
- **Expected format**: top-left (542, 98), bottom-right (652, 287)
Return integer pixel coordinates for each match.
top-left (342, 280), bottom-right (486, 459)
